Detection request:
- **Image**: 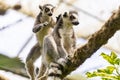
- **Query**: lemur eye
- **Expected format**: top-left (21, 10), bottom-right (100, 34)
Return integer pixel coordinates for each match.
top-left (70, 15), bottom-right (76, 20)
top-left (45, 7), bottom-right (50, 12)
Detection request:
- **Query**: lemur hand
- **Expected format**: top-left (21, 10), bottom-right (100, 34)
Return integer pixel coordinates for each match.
top-left (43, 21), bottom-right (49, 26)
top-left (33, 24), bottom-right (42, 33)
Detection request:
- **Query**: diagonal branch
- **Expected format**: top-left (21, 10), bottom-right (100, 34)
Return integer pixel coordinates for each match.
top-left (60, 7), bottom-right (120, 78)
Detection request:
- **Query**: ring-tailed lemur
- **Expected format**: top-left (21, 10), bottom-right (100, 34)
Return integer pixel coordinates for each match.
top-left (38, 11), bottom-right (79, 80)
top-left (25, 4), bottom-right (55, 80)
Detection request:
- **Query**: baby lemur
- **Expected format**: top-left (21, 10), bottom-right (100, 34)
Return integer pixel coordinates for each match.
top-left (25, 4), bottom-right (55, 80)
top-left (38, 11), bottom-right (79, 80)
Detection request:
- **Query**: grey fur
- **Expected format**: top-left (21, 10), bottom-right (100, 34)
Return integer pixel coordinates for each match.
top-left (25, 4), bottom-right (55, 80)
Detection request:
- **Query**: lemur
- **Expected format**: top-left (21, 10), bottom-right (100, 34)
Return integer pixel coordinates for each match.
top-left (38, 11), bottom-right (79, 80)
top-left (25, 4), bottom-right (55, 80)
top-left (60, 11), bottom-right (79, 55)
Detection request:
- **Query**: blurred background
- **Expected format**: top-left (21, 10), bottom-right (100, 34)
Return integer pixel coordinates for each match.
top-left (0, 0), bottom-right (120, 80)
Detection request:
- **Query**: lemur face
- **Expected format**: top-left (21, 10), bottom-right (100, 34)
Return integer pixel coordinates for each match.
top-left (39, 4), bottom-right (55, 16)
top-left (63, 11), bottom-right (79, 25)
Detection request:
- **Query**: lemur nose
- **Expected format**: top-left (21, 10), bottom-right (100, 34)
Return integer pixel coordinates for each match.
top-left (48, 13), bottom-right (52, 16)
top-left (72, 21), bottom-right (79, 25)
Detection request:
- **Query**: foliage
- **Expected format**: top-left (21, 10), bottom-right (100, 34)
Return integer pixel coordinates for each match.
top-left (86, 51), bottom-right (120, 80)
top-left (0, 54), bottom-right (28, 77)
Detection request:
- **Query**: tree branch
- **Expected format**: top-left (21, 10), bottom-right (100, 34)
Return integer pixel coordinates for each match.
top-left (59, 7), bottom-right (120, 78)
top-left (73, 7), bottom-right (120, 65)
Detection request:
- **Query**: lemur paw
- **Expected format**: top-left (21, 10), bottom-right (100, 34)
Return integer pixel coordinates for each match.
top-left (32, 24), bottom-right (42, 33)
top-left (48, 62), bottom-right (62, 80)
top-left (43, 21), bottom-right (49, 26)
top-left (57, 58), bottom-right (67, 68)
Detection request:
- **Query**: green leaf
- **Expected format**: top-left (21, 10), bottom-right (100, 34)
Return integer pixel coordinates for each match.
top-left (118, 76), bottom-right (120, 80)
top-left (102, 77), bottom-right (116, 80)
top-left (110, 52), bottom-right (117, 60)
top-left (114, 58), bottom-right (120, 65)
top-left (86, 70), bottom-right (118, 79)
top-left (93, 71), bottom-right (106, 76)
top-left (97, 69), bottom-right (106, 73)
top-left (86, 72), bottom-right (96, 78)
top-left (86, 71), bottom-right (108, 78)
top-left (86, 52), bottom-right (120, 80)
top-left (102, 78), bottom-right (111, 80)
top-left (97, 66), bottom-right (115, 74)
top-left (102, 76), bottom-right (118, 80)
top-left (101, 53), bottom-right (113, 64)
top-left (105, 66), bottom-right (115, 74)
top-left (0, 54), bottom-right (28, 77)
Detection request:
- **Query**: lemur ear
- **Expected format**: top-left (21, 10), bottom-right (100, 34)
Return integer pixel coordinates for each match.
top-left (39, 5), bottom-right (43, 11)
top-left (58, 14), bottom-right (62, 19)
top-left (52, 6), bottom-right (55, 11)
top-left (56, 14), bottom-right (62, 22)
top-left (63, 12), bottom-right (68, 17)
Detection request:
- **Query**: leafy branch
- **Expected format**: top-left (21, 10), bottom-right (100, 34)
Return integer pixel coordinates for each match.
top-left (0, 54), bottom-right (28, 78)
top-left (86, 52), bottom-right (120, 80)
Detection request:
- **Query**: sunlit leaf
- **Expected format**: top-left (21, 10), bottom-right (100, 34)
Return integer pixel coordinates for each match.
top-left (97, 69), bottom-right (106, 73)
top-left (102, 78), bottom-right (111, 80)
top-left (105, 66), bottom-right (115, 74)
top-left (115, 58), bottom-right (120, 65)
top-left (86, 72), bottom-right (95, 78)
top-left (86, 52), bottom-right (120, 80)
top-left (101, 53), bottom-right (113, 64)
top-left (110, 52), bottom-right (117, 60)
top-left (86, 71), bottom-right (108, 78)
top-left (97, 66), bottom-right (115, 74)
top-left (102, 77), bottom-right (117, 80)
